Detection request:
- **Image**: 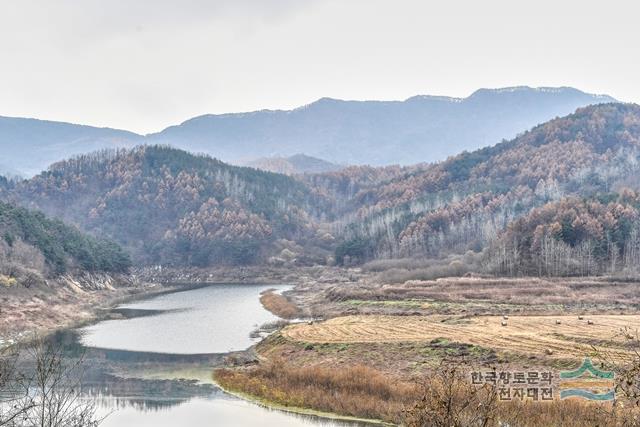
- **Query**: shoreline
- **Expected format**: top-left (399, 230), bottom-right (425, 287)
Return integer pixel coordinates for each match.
top-left (1, 275), bottom-right (171, 349)
top-left (0, 266), bottom-right (304, 349)
top-left (2, 266), bottom-right (395, 426)
top-left (213, 379), bottom-right (393, 426)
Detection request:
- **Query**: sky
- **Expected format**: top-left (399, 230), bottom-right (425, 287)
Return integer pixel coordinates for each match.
top-left (0, 0), bottom-right (638, 134)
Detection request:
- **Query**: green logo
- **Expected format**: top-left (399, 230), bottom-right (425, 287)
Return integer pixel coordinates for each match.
top-left (559, 358), bottom-right (615, 401)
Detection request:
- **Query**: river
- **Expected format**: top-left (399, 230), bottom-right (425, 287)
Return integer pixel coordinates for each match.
top-left (54, 283), bottom-right (366, 427)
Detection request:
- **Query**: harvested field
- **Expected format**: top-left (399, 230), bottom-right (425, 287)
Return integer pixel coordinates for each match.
top-left (322, 277), bottom-right (640, 316)
top-left (283, 314), bottom-right (640, 360)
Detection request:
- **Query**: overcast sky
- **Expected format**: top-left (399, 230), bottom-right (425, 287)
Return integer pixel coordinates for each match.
top-left (0, 0), bottom-right (638, 134)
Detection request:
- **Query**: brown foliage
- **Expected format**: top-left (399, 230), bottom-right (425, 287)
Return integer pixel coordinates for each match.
top-left (13, 146), bottom-right (318, 266)
top-left (217, 358), bottom-right (640, 426)
top-left (259, 290), bottom-right (300, 319)
top-left (404, 361), bottom-right (499, 427)
top-left (324, 104), bottom-right (640, 266)
top-left (405, 360), bottom-right (639, 427)
top-left (215, 361), bottom-right (419, 423)
top-left (489, 193), bottom-right (640, 276)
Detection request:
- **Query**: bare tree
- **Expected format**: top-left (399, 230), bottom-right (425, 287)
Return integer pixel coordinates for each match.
top-left (404, 360), bottom-right (498, 427)
top-left (0, 347), bottom-right (33, 426)
top-left (594, 328), bottom-right (640, 408)
top-left (1, 339), bottom-right (102, 427)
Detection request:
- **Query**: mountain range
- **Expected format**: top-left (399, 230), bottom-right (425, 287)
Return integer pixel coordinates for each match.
top-left (0, 116), bottom-right (142, 176)
top-left (5, 102), bottom-right (640, 276)
top-left (1, 86), bottom-right (614, 176)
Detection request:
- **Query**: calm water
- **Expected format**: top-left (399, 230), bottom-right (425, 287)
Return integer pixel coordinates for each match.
top-left (99, 395), bottom-right (358, 427)
top-left (79, 284), bottom-right (283, 354)
top-left (67, 284), bottom-right (365, 427)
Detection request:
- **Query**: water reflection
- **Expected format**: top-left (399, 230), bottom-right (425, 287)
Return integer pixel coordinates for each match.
top-left (98, 396), bottom-right (367, 427)
top-left (85, 376), bottom-right (216, 411)
top-left (47, 284), bottom-right (372, 426)
top-left (82, 372), bottom-right (368, 426)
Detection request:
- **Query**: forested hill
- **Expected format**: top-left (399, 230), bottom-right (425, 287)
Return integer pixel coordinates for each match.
top-left (328, 102), bottom-right (640, 209)
top-left (0, 200), bottom-right (131, 287)
top-left (13, 145), bottom-right (331, 266)
top-left (7, 104), bottom-right (640, 273)
top-left (488, 193), bottom-right (640, 276)
top-left (322, 103), bottom-right (640, 271)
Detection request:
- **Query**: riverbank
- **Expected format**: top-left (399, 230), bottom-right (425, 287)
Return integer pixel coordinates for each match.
top-left (135, 265), bottom-right (363, 287)
top-left (0, 265), bottom-right (321, 349)
top-left (5, 265), bottom-right (640, 425)
top-left (0, 265), bottom-right (332, 349)
top-left (221, 273), bottom-right (640, 425)
top-left (214, 358), bottom-right (415, 425)
top-left (214, 379), bottom-right (392, 426)
top-left (0, 272), bottom-right (165, 348)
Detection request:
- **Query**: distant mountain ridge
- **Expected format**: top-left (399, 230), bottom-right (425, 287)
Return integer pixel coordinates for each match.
top-left (246, 154), bottom-right (343, 175)
top-left (148, 86), bottom-right (615, 165)
top-left (0, 116), bottom-right (142, 176)
top-left (0, 87), bottom-right (616, 175)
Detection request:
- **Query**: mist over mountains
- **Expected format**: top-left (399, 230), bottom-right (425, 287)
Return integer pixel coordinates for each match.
top-left (1, 86), bottom-right (614, 176)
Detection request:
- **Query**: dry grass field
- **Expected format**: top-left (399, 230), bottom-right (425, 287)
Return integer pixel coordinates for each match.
top-left (283, 314), bottom-right (640, 360)
top-left (326, 276), bottom-right (640, 307)
top-left (296, 276), bottom-right (640, 319)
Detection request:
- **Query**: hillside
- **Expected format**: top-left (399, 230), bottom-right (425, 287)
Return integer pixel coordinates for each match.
top-left (246, 154), bottom-right (343, 175)
top-left (0, 200), bottom-right (131, 288)
top-left (12, 146), bottom-right (331, 266)
top-left (149, 87), bottom-right (613, 166)
top-left (323, 103), bottom-right (640, 270)
top-left (7, 103), bottom-right (640, 275)
top-left (487, 193), bottom-right (640, 276)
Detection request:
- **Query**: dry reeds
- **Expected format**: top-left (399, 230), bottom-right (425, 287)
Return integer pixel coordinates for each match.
top-left (260, 290), bottom-right (301, 319)
top-left (217, 359), bottom-right (640, 426)
top-left (405, 361), bottom-right (638, 427)
top-left (215, 361), bottom-right (419, 423)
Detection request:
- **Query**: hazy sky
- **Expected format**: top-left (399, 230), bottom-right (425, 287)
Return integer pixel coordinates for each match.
top-left (0, 0), bottom-right (638, 134)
